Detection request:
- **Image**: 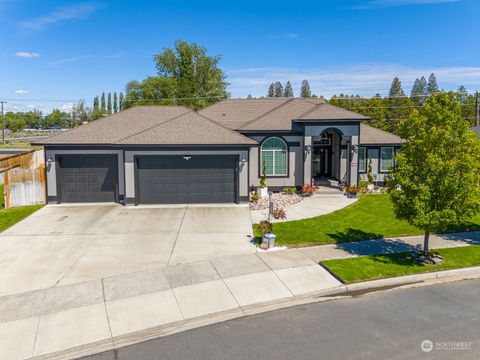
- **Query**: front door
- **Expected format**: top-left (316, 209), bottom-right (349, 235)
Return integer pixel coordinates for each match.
top-left (312, 135), bottom-right (332, 178)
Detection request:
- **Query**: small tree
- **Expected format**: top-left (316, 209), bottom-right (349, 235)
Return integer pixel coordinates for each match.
top-left (113, 92), bottom-right (118, 113)
top-left (300, 80), bottom-right (311, 97)
top-left (101, 92), bottom-right (106, 114)
top-left (427, 73), bottom-right (439, 94)
top-left (284, 81), bottom-right (294, 97)
top-left (274, 81), bottom-right (283, 97)
top-left (119, 92), bottom-right (125, 111)
top-left (107, 93), bottom-right (112, 115)
top-left (367, 158), bottom-right (374, 184)
top-left (388, 93), bottom-right (480, 251)
top-left (260, 160), bottom-right (267, 188)
top-left (267, 83), bottom-right (275, 97)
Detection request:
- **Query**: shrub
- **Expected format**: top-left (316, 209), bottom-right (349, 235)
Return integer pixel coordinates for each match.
top-left (367, 159), bottom-right (374, 184)
top-left (250, 193), bottom-right (260, 202)
top-left (272, 208), bottom-right (287, 220)
top-left (282, 187), bottom-right (296, 194)
top-left (258, 220), bottom-right (272, 233)
top-left (301, 184), bottom-right (317, 194)
top-left (259, 160), bottom-right (267, 188)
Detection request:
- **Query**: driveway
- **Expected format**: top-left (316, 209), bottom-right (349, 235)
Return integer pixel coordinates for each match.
top-left (0, 204), bottom-right (255, 297)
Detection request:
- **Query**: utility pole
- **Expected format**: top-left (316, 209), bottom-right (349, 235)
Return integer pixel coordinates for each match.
top-left (0, 101), bottom-right (6, 143)
top-left (475, 91), bottom-right (479, 127)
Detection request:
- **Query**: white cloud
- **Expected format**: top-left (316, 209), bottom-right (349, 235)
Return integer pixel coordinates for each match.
top-left (49, 54), bottom-right (94, 67)
top-left (226, 63), bottom-right (480, 98)
top-left (14, 89), bottom-right (29, 95)
top-left (60, 103), bottom-right (74, 112)
top-left (14, 51), bottom-right (40, 58)
top-left (20, 2), bottom-right (102, 31)
top-left (349, 0), bottom-right (462, 9)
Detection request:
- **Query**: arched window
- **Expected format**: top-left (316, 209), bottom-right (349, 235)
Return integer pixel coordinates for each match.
top-left (261, 137), bottom-right (287, 176)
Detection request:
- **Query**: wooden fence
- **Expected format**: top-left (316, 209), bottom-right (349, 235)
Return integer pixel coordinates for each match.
top-left (1, 150), bottom-right (46, 208)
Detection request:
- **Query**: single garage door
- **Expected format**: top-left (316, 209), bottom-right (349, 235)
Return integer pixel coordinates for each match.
top-left (135, 155), bottom-right (238, 204)
top-left (57, 154), bottom-right (118, 203)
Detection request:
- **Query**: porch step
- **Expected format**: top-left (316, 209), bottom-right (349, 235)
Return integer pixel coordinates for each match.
top-left (314, 185), bottom-right (344, 196)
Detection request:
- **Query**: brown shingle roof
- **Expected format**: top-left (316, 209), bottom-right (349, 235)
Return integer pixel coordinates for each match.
top-left (117, 111), bottom-right (257, 145)
top-left (200, 98), bottom-right (368, 131)
top-left (38, 106), bottom-right (191, 144)
top-left (37, 106), bottom-right (256, 146)
top-left (360, 123), bottom-right (403, 145)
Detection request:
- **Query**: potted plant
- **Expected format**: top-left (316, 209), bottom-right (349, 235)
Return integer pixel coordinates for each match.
top-left (257, 159), bottom-right (268, 198)
top-left (344, 185), bottom-right (360, 198)
top-left (301, 184), bottom-right (317, 197)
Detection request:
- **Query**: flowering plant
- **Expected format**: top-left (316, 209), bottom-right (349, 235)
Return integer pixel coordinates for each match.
top-left (301, 184), bottom-right (318, 194)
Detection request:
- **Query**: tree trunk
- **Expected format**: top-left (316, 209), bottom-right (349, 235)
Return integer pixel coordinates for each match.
top-left (424, 231), bottom-right (430, 251)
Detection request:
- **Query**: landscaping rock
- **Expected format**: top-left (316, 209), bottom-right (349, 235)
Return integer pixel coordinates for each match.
top-left (249, 193), bottom-right (303, 210)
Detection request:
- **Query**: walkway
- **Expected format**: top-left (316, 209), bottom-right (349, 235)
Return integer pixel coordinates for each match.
top-left (250, 194), bottom-right (357, 224)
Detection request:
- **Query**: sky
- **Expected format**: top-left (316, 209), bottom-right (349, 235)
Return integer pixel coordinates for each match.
top-left (1, 0), bottom-right (479, 113)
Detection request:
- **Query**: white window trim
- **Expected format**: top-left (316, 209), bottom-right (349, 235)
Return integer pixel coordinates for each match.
top-left (380, 147), bottom-right (394, 172)
top-left (261, 137), bottom-right (288, 177)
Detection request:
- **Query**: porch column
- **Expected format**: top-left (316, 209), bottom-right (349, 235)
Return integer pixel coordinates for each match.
top-left (350, 134), bottom-right (359, 186)
top-left (304, 135), bottom-right (312, 185)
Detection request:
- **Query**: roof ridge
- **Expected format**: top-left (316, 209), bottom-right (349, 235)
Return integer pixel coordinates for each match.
top-left (295, 101), bottom-right (326, 120)
top-left (113, 107), bottom-right (192, 143)
top-left (237, 98), bottom-right (294, 130)
top-left (193, 112), bottom-right (257, 144)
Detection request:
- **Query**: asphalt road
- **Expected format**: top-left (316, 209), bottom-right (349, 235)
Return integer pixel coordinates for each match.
top-left (83, 279), bottom-right (480, 360)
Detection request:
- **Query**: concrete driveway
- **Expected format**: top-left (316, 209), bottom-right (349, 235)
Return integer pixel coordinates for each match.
top-left (0, 204), bottom-right (255, 297)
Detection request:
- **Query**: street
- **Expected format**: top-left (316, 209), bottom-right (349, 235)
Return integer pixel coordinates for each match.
top-left (83, 278), bottom-right (480, 360)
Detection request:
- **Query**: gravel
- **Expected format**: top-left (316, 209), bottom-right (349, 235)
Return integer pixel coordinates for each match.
top-left (249, 192), bottom-right (303, 210)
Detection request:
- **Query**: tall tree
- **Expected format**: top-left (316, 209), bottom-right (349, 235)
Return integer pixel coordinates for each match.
top-left (283, 81), bottom-right (294, 97)
top-left (300, 80), bottom-right (311, 97)
top-left (153, 40), bottom-right (228, 109)
top-left (389, 93), bottom-right (480, 251)
top-left (113, 92), bottom-right (118, 113)
top-left (101, 92), bottom-right (106, 114)
top-left (93, 96), bottom-right (99, 112)
top-left (274, 81), bottom-right (283, 97)
top-left (267, 82), bottom-right (275, 97)
top-left (389, 77), bottom-right (405, 97)
top-left (119, 92), bottom-right (125, 111)
top-left (427, 73), bottom-right (439, 94)
top-left (107, 93), bottom-right (112, 115)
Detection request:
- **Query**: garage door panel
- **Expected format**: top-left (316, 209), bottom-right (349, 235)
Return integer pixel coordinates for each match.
top-left (58, 154), bottom-right (117, 203)
top-left (136, 155), bottom-right (237, 204)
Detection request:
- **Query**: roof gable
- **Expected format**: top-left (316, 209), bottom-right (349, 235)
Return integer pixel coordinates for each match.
top-left (360, 123), bottom-right (403, 145)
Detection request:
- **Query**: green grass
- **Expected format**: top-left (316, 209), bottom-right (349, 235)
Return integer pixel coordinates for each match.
top-left (255, 194), bottom-right (480, 247)
top-left (0, 205), bottom-right (43, 232)
top-left (0, 141), bottom-right (38, 149)
top-left (321, 245), bottom-right (480, 284)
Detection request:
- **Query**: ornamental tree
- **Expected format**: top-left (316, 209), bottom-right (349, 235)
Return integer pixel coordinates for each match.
top-left (388, 92), bottom-right (480, 250)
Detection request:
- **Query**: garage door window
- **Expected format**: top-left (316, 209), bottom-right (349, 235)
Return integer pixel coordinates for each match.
top-left (261, 137), bottom-right (287, 176)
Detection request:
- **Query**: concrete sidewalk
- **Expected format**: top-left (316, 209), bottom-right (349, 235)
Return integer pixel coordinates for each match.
top-left (1, 230), bottom-right (479, 360)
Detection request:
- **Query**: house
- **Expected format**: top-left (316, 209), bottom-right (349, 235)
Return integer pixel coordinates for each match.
top-left (34, 98), bottom-right (402, 205)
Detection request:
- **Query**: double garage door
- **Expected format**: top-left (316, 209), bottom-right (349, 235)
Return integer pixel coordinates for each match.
top-left (135, 155), bottom-right (238, 204)
top-left (56, 154), bottom-right (238, 204)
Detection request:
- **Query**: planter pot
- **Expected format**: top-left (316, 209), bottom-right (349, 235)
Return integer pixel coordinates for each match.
top-left (262, 232), bottom-right (276, 249)
top-left (302, 192), bottom-right (313, 197)
top-left (257, 186), bottom-right (268, 198)
top-left (367, 184), bottom-right (374, 192)
top-left (347, 192), bottom-right (358, 199)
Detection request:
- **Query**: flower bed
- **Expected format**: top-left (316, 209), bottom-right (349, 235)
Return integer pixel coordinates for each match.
top-left (249, 192), bottom-right (303, 210)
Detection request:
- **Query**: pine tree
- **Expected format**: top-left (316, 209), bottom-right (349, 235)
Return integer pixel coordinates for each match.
top-left (283, 81), bottom-right (294, 97)
top-left (300, 80), bottom-right (311, 97)
top-left (410, 79), bottom-right (420, 98)
top-left (267, 83), bottom-right (275, 97)
top-left (119, 92), bottom-right (124, 111)
top-left (389, 77), bottom-right (405, 97)
top-left (107, 93), bottom-right (112, 115)
top-left (93, 96), bottom-right (99, 112)
top-left (101, 92), bottom-right (106, 113)
top-left (113, 92), bottom-right (118, 113)
top-left (274, 81), bottom-right (283, 97)
top-left (411, 76), bottom-right (427, 103)
top-left (427, 73), bottom-right (439, 94)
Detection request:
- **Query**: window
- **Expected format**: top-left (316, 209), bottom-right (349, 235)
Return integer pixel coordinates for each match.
top-left (380, 147), bottom-right (394, 172)
top-left (358, 147), bottom-right (366, 172)
top-left (261, 137), bottom-right (287, 176)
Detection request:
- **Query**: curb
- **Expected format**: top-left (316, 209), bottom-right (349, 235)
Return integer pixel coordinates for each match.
top-left (32, 266), bottom-right (480, 360)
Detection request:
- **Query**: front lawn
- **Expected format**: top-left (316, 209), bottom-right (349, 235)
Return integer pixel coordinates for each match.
top-left (256, 194), bottom-right (480, 247)
top-left (321, 245), bottom-right (480, 284)
top-left (0, 203), bottom-right (43, 232)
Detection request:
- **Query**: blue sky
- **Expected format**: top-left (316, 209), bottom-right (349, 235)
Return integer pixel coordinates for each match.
top-left (1, 0), bottom-right (479, 113)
